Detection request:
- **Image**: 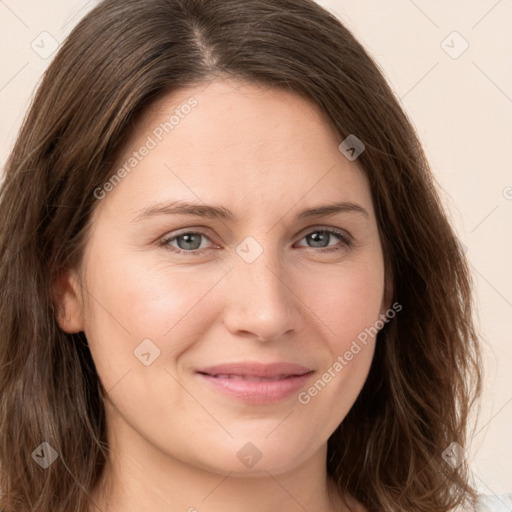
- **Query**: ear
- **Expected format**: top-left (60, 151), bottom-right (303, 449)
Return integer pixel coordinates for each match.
top-left (52, 269), bottom-right (84, 333)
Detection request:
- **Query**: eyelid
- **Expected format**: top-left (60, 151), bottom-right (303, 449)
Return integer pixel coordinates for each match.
top-left (296, 225), bottom-right (352, 242)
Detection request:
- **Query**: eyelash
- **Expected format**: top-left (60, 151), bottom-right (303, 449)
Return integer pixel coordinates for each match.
top-left (159, 228), bottom-right (353, 256)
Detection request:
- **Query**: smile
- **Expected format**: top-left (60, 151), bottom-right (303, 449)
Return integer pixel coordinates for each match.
top-left (195, 362), bottom-right (314, 405)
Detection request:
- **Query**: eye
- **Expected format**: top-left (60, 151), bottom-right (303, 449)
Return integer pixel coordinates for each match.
top-left (295, 228), bottom-right (352, 252)
top-left (160, 227), bottom-right (352, 256)
top-left (160, 231), bottom-right (215, 256)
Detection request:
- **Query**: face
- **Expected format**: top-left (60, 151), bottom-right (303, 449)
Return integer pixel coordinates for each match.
top-left (56, 79), bottom-right (391, 477)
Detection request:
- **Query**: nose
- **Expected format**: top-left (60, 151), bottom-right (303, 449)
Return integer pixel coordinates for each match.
top-left (221, 244), bottom-right (302, 343)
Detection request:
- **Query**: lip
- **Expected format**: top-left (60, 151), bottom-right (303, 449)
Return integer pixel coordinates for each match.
top-left (196, 362), bottom-right (314, 405)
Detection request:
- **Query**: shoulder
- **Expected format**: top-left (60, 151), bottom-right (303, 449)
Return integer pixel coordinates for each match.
top-left (457, 492), bottom-right (512, 512)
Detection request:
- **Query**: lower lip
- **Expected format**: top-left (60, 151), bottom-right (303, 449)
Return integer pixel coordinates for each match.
top-left (197, 372), bottom-right (314, 405)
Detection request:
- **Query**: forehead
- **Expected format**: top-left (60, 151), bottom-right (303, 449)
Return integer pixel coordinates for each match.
top-left (95, 79), bottom-right (373, 221)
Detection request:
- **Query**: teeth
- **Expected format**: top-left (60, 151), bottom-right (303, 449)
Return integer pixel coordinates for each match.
top-left (213, 374), bottom-right (290, 381)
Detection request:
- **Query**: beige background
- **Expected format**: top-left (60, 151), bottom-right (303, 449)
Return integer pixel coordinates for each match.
top-left (1, 0), bottom-right (511, 497)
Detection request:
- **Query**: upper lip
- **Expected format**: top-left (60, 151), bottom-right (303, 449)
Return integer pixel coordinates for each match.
top-left (196, 362), bottom-right (313, 378)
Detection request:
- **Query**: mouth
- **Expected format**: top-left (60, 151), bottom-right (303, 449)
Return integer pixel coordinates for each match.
top-left (195, 362), bottom-right (314, 404)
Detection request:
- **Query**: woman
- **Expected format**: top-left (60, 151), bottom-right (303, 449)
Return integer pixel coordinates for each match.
top-left (0, 0), bottom-right (504, 510)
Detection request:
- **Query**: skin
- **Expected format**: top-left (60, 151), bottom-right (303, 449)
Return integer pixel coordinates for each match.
top-left (54, 78), bottom-right (392, 512)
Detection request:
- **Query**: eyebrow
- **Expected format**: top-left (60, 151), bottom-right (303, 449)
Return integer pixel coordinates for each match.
top-left (131, 200), bottom-right (369, 223)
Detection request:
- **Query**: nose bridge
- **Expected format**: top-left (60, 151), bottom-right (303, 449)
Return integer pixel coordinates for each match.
top-left (222, 235), bottom-right (298, 340)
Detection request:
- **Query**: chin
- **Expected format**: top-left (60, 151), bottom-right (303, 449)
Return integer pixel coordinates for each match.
top-left (183, 437), bottom-right (319, 477)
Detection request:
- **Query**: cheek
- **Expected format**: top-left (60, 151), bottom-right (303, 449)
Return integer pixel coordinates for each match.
top-left (301, 256), bottom-right (385, 349)
top-left (292, 257), bottom-right (383, 416)
top-left (80, 248), bottom-right (229, 386)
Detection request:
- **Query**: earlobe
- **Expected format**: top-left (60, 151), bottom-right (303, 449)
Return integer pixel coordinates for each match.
top-left (52, 269), bottom-right (84, 333)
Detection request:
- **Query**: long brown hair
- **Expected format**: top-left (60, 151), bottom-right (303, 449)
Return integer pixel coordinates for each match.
top-left (0, 0), bottom-right (482, 510)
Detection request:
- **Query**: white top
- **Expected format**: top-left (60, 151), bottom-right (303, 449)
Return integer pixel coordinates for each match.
top-left (469, 492), bottom-right (512, 511)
